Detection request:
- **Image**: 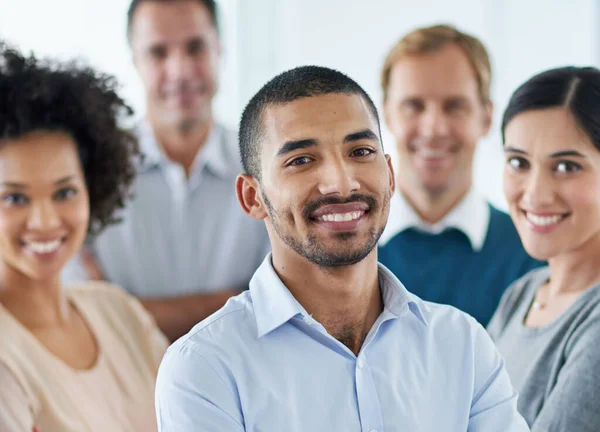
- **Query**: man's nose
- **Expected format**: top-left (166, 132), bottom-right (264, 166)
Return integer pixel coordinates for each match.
top-left (419, 106), bottom-right (451, 137)
top-left (317, 158), bottom-right (361, 197)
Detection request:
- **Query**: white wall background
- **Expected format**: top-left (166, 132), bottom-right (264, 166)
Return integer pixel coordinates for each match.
top-left (1, 0), bottom-right (599, 208)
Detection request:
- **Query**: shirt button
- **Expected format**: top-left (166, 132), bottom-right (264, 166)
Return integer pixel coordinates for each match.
top-left (357, 359), bottom-right (364, 369)
top-left (302, 316), bottom-right (312, 325)
top-left (369, 429), bottom-right (377, 432)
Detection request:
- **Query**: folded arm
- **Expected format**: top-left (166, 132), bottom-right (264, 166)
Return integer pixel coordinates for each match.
top-left (63, 248), bottom-right (242, 341)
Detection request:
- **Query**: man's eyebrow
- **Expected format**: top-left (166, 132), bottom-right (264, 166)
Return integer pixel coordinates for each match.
top-left (276, 139), bottom-right (318, 157)
top-left (344, 129), bottom-right (379, 144)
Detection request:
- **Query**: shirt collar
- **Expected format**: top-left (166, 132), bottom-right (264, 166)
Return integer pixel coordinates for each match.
top-left (135, 119), bottom-right (232, 179)
top-left (250, 254), bottom-right (427, 339)
top-left (379, 188), bottom-right (490, 251)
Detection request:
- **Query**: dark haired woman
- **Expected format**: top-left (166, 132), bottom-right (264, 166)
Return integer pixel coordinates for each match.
top-left (0, 44), bottom-right (167, 431)
top-left (488, 66), bottom-right (600, 431)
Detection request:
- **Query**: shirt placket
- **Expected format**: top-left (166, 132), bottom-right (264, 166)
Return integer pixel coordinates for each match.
top-left (162, 162), bottom-right (190, 285)
top-left (355, 354), bottom-right (384, 432)
top-left (353, 313), bottom-right (395, 432)
top-left (300, 312), bottom-right (388, 432)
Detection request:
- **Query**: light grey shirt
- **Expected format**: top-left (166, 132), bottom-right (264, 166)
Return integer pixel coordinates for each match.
top-left (488, 267), bottom-right (600, 431)
top-left (62, 120), bottom-right (270, 298)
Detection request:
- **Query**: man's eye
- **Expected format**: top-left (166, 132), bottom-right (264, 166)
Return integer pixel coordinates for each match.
top-left (401, 100), bottom-right (424, 114)
top-left (351, 148), bottom-right (375, 157)
top-left (288, 156), bottom-right (312, 166)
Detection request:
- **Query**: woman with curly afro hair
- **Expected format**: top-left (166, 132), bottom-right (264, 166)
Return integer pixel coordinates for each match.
top-left (0, 43), bottom-right (168, 432)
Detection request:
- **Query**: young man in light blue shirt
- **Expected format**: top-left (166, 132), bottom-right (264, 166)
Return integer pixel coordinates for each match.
top-left (155, 66), bottom-right (529, 431)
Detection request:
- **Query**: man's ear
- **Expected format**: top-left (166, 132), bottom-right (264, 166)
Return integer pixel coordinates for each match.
top-left (382, 97), bottom-right (393, 131)
top-left (482, 100), bottom-right (494, 136)
top-left (385, 154), bottom-right (396, 194)
top-left (236, 174), bottom-right (268, 220)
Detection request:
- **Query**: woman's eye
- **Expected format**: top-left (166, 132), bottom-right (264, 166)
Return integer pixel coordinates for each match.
top-left (54, 187), bottom-right (77, 201)
top-left (351, 148), bottom-right (375, 157)
top-left (555, 161), bottom-right (581, 173)
top-left (507, 157), bottom-right (528, 170)
top-left (2, 193), bottom-right (29, 206)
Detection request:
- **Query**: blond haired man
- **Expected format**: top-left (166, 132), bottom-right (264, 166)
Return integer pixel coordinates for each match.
top-left (378, 25), bottom-right (542, 325)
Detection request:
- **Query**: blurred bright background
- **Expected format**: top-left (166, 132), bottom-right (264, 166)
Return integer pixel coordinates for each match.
top-left (1, 0), bottom-right (599, 209)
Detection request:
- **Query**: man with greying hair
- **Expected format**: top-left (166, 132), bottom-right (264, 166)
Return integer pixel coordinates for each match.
top-left (155, 65), bottom-right (529, 431)
top-left (378, 24), bottom-right (542, 326)
top-left (62, 0), bottom-right (269, 341)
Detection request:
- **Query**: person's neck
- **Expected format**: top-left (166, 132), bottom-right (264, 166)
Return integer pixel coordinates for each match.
top-left (398, 177), bottom-right (472, 225)
top-left (148, 111), bottom-right (213, 176)
top-left (0, 271), bottom-right (71, 329)
top-left (271, 249), bottom-right (382, 355)
top-left (546, 232), bottom-right (600, 299)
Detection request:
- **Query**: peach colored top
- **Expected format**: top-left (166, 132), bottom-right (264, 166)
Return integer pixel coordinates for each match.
top-left (0, 282), bottom-right (169, 432)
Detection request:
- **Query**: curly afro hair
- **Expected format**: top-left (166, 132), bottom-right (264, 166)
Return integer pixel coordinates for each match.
top-left (0, 43), bottom-right (140, 235)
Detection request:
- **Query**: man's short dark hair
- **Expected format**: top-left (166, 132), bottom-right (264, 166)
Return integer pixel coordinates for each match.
top-left (239, 65), bottom-right (381, 180)
top-left (126, 0), bottom-right (219, 42)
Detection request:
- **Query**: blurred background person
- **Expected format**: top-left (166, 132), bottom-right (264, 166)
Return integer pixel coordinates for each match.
top-left (1, 0), bottom-right (596, 210)
top-left (62, 0), bottom-right (270, 341)
top-left (488, 66), bottom-right (600, 431)
top-left (0, 43), bottom-right (167, 432)
top-left (378, 25), bottom-right (542, 325)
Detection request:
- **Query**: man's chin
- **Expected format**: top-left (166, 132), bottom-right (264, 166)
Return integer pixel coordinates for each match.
top-left (169, 113), bottom-right (206, 131)
top-left (162, 104), bottom-right (209, 125)
top-left (302, 245), bottom-right (377, 269)
top-left (418, 179), bottom-right (451, 197)
top-left (307, 254), bottom-right (367, 268)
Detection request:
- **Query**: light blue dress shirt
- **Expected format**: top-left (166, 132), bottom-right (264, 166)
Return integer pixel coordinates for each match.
top-left (62, 120), bottom-right (270, 297)
top-left (156, 254), bottom-right (529, 431)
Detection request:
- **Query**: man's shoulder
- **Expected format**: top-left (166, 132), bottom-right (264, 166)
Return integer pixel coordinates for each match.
top-left (405, 298), bottom-right (497, 363)
top-left (130, 120), bottom-right (242, 174)
top-left (213, 123), bottom-right (243, 174)
top-left (418, 298), bottom-right (482, 332)
top-left (170, 292), bottom-right (257, 358)
top-left (485, 204), bottom-right (543, 265)
top-left (486, 205), bottom-right (519, 238)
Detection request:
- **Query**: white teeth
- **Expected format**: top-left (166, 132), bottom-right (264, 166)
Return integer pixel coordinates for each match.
top-left (526, 213), bottom-right (564, 227)
top-left (319, 211), bottom-right (363, 222)
top-left (420, 148), bottom-right (447, 158)
top-left (26, 239), bottom-right (62, 254)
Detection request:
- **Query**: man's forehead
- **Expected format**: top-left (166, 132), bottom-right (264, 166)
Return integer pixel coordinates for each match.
top-left (389, 50), bottom-right (479, 95)
top-left (262, 93), bottom-right (377, 137)
top-left (132, 2), bottom-right (215, 45)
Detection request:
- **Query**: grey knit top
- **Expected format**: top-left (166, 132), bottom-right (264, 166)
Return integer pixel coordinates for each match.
top-left (487, 267), bottom-right (600, 431)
